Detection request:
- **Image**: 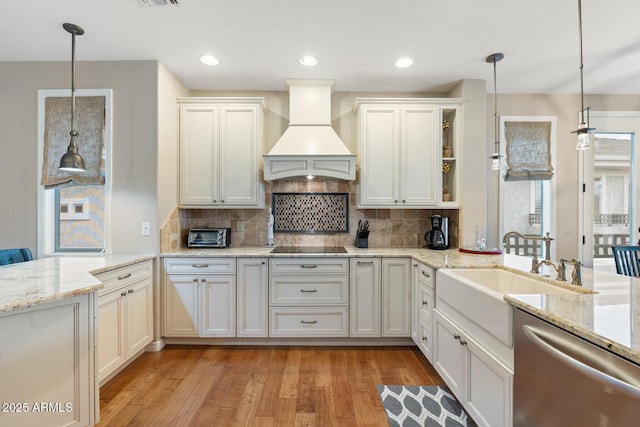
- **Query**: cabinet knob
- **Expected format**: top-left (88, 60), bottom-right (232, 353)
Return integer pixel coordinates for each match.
top-left (422, 301), bottom-right (428, 307)
top-left (193, 278), bottom-right (198, 283)
top-left (261, 261), bottom-right (266, 265)
top-left (454, 334), bottom-right (461, 340)
top-left (128, 289), bottom-right (134, 294)
top-left (402, 200), bottom-right (406, 203)
top-left (221, 200), bottom-right (225, 203)
top-left (460, 339), bottom-right (468, 346)
top-left (121, 291), bottom-right (127, 297)
top-left (422, 336), bottom-right (428, 342)
top-left (201, 278), bottom-right (206, 283)
top-left (394, 200), bottom-right (398, 203)
top-left (213, 199), bottom-right (217, 203)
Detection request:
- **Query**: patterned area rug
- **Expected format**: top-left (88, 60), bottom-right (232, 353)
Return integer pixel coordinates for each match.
top-left (377, 385), bottom-right (477, 427)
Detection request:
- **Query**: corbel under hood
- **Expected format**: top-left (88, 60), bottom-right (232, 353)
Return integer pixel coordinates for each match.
top-left (263, 79), bottom-right (356, 181)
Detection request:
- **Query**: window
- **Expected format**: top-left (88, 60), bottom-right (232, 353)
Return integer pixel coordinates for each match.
top-left (37, 89), bottom-right (113, 256)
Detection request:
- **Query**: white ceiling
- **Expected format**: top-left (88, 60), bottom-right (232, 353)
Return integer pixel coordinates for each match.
top-left (1, 0), bottom-right (639, 94)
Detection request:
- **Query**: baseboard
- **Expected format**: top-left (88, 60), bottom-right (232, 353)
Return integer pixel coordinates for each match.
top-left (145, 338), bottom-right (166, 352)
top-left (164, 336), bottom-right (416, 347)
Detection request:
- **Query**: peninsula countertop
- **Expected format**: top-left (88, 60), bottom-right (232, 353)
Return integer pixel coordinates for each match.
top-left (0, 254), bottom-right (155, 314)
top-left (162, 246), bottom-right (640, 365)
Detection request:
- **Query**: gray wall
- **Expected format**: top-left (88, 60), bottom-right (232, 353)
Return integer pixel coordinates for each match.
top-left (0, 60), bottom-right (160, 256)
top-left (486, 94), bottom-right (640, 259)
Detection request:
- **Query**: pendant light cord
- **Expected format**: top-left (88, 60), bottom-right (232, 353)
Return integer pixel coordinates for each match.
top-left (70, 29), bottom-right (77, 139)
top-left (493, 58), bottom-right (499, 153)
top-left (578, 0), bottom-right (586, 125)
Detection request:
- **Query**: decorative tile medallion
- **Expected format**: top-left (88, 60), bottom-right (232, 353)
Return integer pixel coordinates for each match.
top-left (272, 193), bottom-right (349, 233)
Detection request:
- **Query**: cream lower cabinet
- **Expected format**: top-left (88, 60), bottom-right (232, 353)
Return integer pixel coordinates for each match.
top-left (163, 258), bottom-right (236, 337)
top-left (354, 101), bottom-right (440, 208)
top-left (433, 310), bottom-right (513, 427)
top-left (412, 262), bottom-right (434, 361)
top-left (269, 258), bottom-right (349, 337)
top-left (97, 260), bottom-right (153, 384)
top-left (381, 257), bottom-right (411, 336)
top-left (350, 258), bottom-right (381, 336)
top-left (237, 258), bottom-right (268, 337)
top-left (178, 98), bottom-right (266, 208)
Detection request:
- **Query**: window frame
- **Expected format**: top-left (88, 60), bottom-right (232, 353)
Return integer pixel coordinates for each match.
top-left (37, 88), bottom-right (113, 257)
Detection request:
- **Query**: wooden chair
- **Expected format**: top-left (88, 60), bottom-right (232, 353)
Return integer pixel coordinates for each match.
top-left (611, 245), bottom-right (640, 277)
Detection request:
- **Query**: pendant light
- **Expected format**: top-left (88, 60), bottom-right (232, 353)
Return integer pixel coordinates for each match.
top-left (59, 23), bottom-right (87, 171)
top-left (571, 0), bottom-right (594, 150)
top-left (486, 52), bottom-right (504, 170)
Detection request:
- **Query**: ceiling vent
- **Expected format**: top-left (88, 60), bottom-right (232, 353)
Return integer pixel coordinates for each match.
top-left (139, 0), bottom-right (179, 6)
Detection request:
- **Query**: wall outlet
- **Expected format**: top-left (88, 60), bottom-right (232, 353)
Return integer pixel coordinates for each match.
top-left (386, 221), bottom-right (393, 233)
top-left (141, 222), bottom-right (151, 236)
top-left (237, 221), bottom-right (245, 232)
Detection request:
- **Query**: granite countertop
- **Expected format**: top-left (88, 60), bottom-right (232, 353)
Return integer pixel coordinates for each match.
top-left (162, 246), bottom-right (640, 364)
top-left (0, 254), bottom-right (154, 314)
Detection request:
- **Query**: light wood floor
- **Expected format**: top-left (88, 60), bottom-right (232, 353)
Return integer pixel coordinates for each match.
top-left (98, 345), bottom-right (443, 426)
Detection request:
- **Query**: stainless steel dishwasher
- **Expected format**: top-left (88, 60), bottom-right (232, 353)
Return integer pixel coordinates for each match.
top-left (514, 309), bottom-right (640, 426)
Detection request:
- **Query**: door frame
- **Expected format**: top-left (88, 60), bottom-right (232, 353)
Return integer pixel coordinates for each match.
top-left (579, 111), bottom-right (640, 267)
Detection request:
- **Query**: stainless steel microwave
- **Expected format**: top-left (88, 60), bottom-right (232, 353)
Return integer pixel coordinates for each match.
top-left (187, 228), bottom-right (231, 248)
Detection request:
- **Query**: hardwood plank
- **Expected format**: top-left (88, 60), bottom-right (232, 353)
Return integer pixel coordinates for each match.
top-left (98, 345), bottom-right (442, 426)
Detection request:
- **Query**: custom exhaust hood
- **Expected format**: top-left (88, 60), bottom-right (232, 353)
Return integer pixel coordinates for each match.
top-left (263, 79), bottom-right (356, 181)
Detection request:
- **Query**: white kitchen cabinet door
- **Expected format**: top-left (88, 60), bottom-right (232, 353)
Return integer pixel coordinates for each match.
top-left (350, 258), bottom-right (381, 336)
top-left (358, 105), bottom-right (399, 206)
top-left (219, 105), bottom-right (262, 206)
top-left (401, 106), bottom-right (439, 205)
top-left (433, 311), bottom-right (466, 398)
top-left (97, 288), bottom-right (126, 381)
top-left (200, 275), bottom-right (236, 337)
top-left (381, 257), bottom-right (411, 336)
top-left (434, 310), bottom-right (513, 427)
top-left (126, 277), bottom-right (153, 355)
top-left (465, 337), bottom-right (513, 427)
top-left (356, 102), bottom-right (440, 208)
top-left (164, 274), bottom-right (200, 337)
top-left (179, 105), bottom-right (219, 205)
top-left (237, 258), bottom-right (268, 337)
top-left (178, 98), bottom-right (266, 208)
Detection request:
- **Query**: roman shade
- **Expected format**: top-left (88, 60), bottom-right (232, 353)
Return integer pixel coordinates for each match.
top-left (504, 121), bottom-right (554, 181)
top-left (41, 96), bottom-right (105, 189)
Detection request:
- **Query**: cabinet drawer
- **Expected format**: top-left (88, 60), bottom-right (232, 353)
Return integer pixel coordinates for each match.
top-left (96, 260), bottom-right (153, 296)
top-left (418, 283), bottom-right (434, 321)
top-left (270, 307), bottom-right (348, 336)
top-left (164, 257), bottom-right (235, 274)
top-left (418, 264), bottom-right (434, 287)
top-left (269, 258), bottom-right (348, 275)
top-left (270, 276), bottom-right (348, 305)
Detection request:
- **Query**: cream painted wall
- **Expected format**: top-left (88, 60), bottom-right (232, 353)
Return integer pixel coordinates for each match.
top-left (0, 61), bottom-right (160, 256)
top-left (157, 63), bottom-right (189, 227)
top-left (486, 94), bottom-right (640, 259)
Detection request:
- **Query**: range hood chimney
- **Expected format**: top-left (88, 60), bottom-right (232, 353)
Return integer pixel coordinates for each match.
top-left (263, 79), bottom-right (356, 181)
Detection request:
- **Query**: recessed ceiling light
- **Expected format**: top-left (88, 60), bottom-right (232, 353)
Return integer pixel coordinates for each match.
top-left (299, 55), bottom-right (318, 66)
top-left (395, 57), bottom-right (413, 68)
top-left (200, 55), bottom-right (220, 66)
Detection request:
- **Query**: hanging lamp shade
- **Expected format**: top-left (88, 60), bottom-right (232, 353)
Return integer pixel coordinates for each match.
top-left (59, 22), bottom-right (87, 171)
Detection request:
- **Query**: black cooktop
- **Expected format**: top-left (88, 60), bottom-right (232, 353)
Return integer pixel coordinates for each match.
top-left (270, 246), bottom-right (348, 254)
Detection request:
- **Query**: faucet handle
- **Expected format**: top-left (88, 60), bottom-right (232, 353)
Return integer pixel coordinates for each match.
top-left (557, 259), bottom-right (567, 281)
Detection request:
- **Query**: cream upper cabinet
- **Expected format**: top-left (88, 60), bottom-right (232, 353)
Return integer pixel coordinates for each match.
top-left (354, 98), bottom-right (463, 208)
top-left (178, 98), bottom-right (266, 208)
top-left (354, 101), bottom-right (439, 208)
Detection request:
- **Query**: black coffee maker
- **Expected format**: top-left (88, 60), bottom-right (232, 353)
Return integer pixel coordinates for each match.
top-left (425, 215), bottom-right (449, 250)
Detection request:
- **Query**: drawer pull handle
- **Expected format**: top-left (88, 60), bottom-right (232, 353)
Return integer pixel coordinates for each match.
top-left (117, 273), bottom-right (132, 280)
top-left (300, 289), bottom-right (318, 293)
top-left (192, 264), bottom-right (209, 268)
top-left (422, 271), bottom-right (431, 278)
top-left (300, 320), bottom-right (318, 325)
top-left (357, 261), bottom-right (374, 265)
top-left (300, 265), bottom-right (318, 269)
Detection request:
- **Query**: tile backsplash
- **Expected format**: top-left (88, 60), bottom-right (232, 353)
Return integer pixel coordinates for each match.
top-left (160, 179), bottom-right (459, 251)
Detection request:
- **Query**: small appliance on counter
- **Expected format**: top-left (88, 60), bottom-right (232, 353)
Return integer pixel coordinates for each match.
top-left (425, 215), bottom-right (449, 250)
top-left (187, 228), bottom-right (231, 248)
